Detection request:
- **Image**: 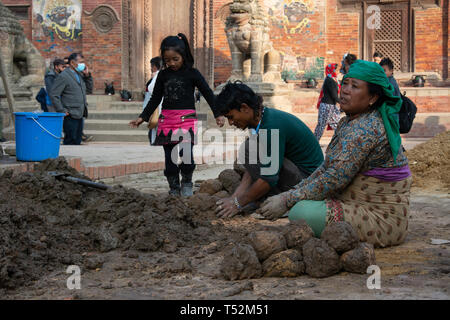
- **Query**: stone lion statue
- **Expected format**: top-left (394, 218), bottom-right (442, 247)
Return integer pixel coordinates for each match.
top-left (0, 2), bottom-right (45, 93)
top-left (223, 0), bottom-right (281, 82)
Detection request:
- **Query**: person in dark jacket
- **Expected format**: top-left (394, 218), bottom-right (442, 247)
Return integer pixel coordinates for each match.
top-left (50, 52), bottom-right (90, 145)
top-left (314, 63), bottom-right (341, 141)
top-left (44, 58), bottom-right (66, 112)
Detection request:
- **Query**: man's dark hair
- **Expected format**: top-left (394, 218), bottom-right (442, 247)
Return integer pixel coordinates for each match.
top-left (379, 57), bottom-right (394, 71)
top-left (68, 52), bottom-right (83, 64)
top-left (53, 58), bottom-right (65, 67)
top-left (215, 81), bottom-right (263, 117)
top-left (150, 56), bottom-right (162, 70)
top-left (373, 52), bottom-right (383, 58)
top-left (345, 53), bottom-right (357, 65)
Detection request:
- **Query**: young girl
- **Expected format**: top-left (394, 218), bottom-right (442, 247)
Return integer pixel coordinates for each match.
top-left (129, 33), bottom-right (225, 196)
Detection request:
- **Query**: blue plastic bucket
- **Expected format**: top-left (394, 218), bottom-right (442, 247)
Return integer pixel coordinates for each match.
top-left (14, 112), bottom-right (65, 161)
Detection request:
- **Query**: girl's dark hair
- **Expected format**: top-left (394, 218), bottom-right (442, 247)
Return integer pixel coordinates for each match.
top-left (367, 82), bottom-right (386, 110)
top-left (160, 33), bottom-right (194, 69)
top-left (215, 81), bottom-right (263, 117)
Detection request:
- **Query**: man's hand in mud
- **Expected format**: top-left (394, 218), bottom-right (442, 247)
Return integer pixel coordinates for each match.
top-left (215, 198), bottom-right (240, 218)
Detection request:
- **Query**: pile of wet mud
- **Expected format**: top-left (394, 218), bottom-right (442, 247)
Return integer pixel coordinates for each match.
top-left (406, 131), bottom-right (450, 190)
top-left (0, 158), bottom-right (210, 289)
top-left (0, 158), bottom-right (377, 290)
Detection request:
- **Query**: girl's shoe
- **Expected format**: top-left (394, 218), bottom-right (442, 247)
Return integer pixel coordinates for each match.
top-left (169, 188), bottom-right (181, 196)
top-left (180, 182), bottom-right (193, 197)
top-left (166, 175), bottom-right (180, 196)
top-left (180, 172), bottom-right (193, 197)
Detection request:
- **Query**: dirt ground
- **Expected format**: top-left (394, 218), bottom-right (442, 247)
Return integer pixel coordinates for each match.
top-left (1, 156), bottom-right (448, 300)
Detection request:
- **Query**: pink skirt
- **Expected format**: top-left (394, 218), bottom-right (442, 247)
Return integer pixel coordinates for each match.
top-left (155, 109), bottom-right (197, 145)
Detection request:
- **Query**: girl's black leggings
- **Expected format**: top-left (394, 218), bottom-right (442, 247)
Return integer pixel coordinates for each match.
top-left (163, 142), bottom-right (195, 177)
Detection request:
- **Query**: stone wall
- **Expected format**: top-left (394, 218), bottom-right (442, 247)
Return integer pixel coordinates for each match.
top-left (81, 1), bottom-right (122, 94)
top-left (415, 3), bottom-right (449, 79)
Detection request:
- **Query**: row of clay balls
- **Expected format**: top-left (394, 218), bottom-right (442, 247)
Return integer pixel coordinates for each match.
top-left (220, 221), bottom-right (376, 280)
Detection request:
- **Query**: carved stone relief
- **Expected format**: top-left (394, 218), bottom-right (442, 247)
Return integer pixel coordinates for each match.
top-left (84, 5), bottom-right (120, 34)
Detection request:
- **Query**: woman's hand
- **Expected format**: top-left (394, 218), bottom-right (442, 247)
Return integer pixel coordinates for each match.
top-left (215, 116), bottom-right (225, 127)
top-left (129, 117), bottom-right (144, 128)
top-left (215, 197), bottom-right (240, 218)
top-left (260, 193), bottom-right (289, 220)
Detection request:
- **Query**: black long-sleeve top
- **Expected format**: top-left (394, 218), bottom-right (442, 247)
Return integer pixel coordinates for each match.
top-left (321, 77), bottom-right (340, 105)
top-left (139, 66), bottom-right (219, 121)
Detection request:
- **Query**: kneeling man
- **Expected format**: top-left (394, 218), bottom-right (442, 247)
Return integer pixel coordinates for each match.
top-left (214, 81), bottom-right (324, 218)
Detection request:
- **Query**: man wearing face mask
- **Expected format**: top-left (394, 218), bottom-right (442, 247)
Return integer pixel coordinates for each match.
top-left (50, 52), bottom-right (90, 145)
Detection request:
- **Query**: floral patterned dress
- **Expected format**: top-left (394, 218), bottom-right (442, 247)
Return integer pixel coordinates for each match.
top-left (286, 109), bottom-right (411, 247)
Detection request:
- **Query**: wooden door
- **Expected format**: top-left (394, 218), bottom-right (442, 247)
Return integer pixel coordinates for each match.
top-left (151, 0), bottom-right (193, 58)
top-left (365, 2), bottom-right (411, 72)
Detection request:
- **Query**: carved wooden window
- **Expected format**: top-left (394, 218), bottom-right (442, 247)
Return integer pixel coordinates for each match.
top-left (364, 2), bottom-right (411, 72)
top-left (373, 9), bottom-right (404, 71)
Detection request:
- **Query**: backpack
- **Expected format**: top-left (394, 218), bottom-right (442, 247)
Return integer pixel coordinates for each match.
top-left (35, 87), bottom-right (49, 112)
top-left (104, 82), bottom-right (115, 95)
top-left (120, 90), bottom-right (132, 101)
top-left (398, 93), bottom-right (417, 134)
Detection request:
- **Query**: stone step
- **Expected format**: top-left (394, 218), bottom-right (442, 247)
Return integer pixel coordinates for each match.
top-left (84, 119), bottom-right (148, 131)
top-left (109, 101), bottom-right (144, 110)
top-left (1, 105), bottom-right (41, 113)
top-left (83, 130), bottom-right (149, 142)
top-left (0, 90), bottom-right (33, 102)
top-left (87, 110), bottom-right (207, 121)
top-left (87, 110), bottom-right (143, 120)
top-left (1, 100), bottom-right (40, 108)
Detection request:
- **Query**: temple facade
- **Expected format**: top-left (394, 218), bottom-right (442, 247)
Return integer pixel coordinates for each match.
top-left (3, 0), bottom-right (448, 94)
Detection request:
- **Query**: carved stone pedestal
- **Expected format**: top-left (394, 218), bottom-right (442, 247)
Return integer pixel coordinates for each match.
top-left (214, 81), bottom-right (294, 111)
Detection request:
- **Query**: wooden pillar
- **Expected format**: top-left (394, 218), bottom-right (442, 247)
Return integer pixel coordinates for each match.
top-left (193, 0), bottom-right (214, 86)
top-left (129, 0), bottom-right (145, 96)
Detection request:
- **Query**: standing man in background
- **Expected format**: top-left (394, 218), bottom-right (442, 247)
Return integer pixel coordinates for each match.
top-left (50, 52), bottom-right (89, 145)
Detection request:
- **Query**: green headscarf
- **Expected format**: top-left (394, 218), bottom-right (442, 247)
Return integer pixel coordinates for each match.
top-left (343, 59), bottom-right (402, 162)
